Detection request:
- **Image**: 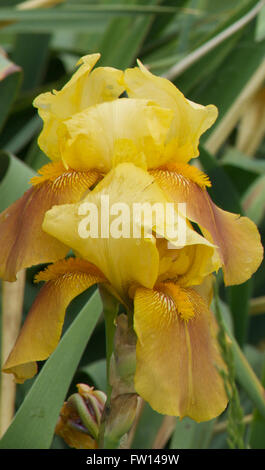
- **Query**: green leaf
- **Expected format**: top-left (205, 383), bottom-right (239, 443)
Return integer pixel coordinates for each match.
top-left (193, 22), bottom-right (265, 130)
top-left (0, 4), bottom-right (187, 34)
top-left (199, 145), bottom-right (242, 213)
top-left (221, 147), bottom-right (265, 174)
top-left (249, 356), bottom-right (265, 448)
top-left (0, 290), bottom-right (102, 449)
top-left (24, 137), bottom-right (49, 171)
top-left (242, 174), bottom-right (265, 225)
top-left (144, 0), bottom-right (189, 46)
top-left (255, 3), bottom-right (265, 41)
top-left (131, 403), bottom-right (163, 449)
top-left (170, 417), bottom-right (215, 449)
top-left (0, 151), bottom-right (35, 211)
top-left (0, 50), bottom-right (21, 132)
top-left (98, 0), bottom-right (163, 69)
top-left (3, 116), bottom-right (42, 155)
top-left (212, 297), bottom-right (265, 421)
top-left (80, 359), bottom-right (107, 393)
top-left (170, 0), bottom-right (258, 94)
top-left (12, 33), bottom-right (51, 91)
top-left (227, 280), bottom-right (253, 348)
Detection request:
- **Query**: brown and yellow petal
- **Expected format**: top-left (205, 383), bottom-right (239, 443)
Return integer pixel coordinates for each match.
top-left (55, 401), bottom-right (98, 449)
top-left (0, 161), bottom-right (101, 281)
top-left (2, 257), bottom-right (106, 383)
top-left (133, 281), bottom-right (228, 421)
top-left (151, 164), bottom-right (263, 285)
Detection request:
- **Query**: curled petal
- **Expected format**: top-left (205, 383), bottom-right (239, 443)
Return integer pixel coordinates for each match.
top-left (124, 61), bottom-right (217, 163)
top-left (43, 163), bottom-right (218, 299)
top-left (55, 401), bottom-right (98, 450)
top-left (157, 238), bottom-right (220, 287)
top-left (2, 258), bottom-right (106, 383)
top-left (134, 282), bottom-right (228, 421)
top-left (43, 163), bottom-right (163, 300)
top-left (151, 165), bottom-right (263, 285)
top-left (0, 161), bottom-right (100, 281)
top-left (33, 54), bottom-right (124, 162)
top-left (59, 98), bottom-right (173, 171)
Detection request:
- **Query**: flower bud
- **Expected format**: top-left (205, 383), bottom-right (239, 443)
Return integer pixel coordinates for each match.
top-left (55, 383), bottom-right (106, 449)
top-left (110, 314), bottom-right (136, 396)
top-left (104, 393), bottom-right (139, 448)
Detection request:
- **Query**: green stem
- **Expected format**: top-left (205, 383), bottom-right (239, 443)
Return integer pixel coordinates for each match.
top-left (98, 286), bottom-right (119, 448)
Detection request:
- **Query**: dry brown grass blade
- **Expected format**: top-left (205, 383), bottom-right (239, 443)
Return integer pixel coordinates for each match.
top-left (164, 0), bottom-right (265, 81)
top-left (120, 397), bottom-right (145, 449)
top-left (205, 59), bottom-right (265, 155)
top-left (17, 0), bottom-right (65, 9)
top-left (0, 270), bottom-right (26, 437)
top-left (249, 296), bottom-right (265, 316)
top-left (236, 88), bottom-right (265, 157)
top-left (152, 415), bottom-right (176, 449)
top-left (213, 414), bottom-right (252, 435)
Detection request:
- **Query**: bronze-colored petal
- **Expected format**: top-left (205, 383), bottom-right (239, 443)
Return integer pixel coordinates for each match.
top-left (0, 162), bottom-right (101, 281)
top-left (151, 165), bottom-right (263, 285)
top-left (3, 257), bottom-right (106, 383)
top-left (134, 282), bottom-right (228, 421)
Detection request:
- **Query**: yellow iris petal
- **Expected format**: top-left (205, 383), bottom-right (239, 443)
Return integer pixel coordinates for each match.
top-left (157, 238), bottom-right (220, 287)
top-left (43, 163), bottom-right (219, 299)
top-left (59, 98), bottom-right (173, 172)
top-left (33, 53), bottom-right (124, 162)
top-left (124, 60), bottom-right (218, 164)
top-left (134, 282), bottom-right (228, 421)
top-left (43, 163), bottom-right (165, 300)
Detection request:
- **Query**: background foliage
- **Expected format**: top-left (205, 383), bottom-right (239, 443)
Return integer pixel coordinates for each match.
top-left (0, 0), bottom-right (265, 449)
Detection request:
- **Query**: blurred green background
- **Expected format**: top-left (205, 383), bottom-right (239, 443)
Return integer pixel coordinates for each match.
top-left (0, 0), bottom-right (265, 450)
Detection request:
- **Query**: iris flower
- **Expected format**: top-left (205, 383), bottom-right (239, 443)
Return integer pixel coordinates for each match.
top-left (0, 54), bottom-right (122, 280)
top-left (4, 163), bottom-right (228, 421)
top-left (1, 54), bottom-right (263, 422)
top-left (1, 53), bottom-right (261, 285)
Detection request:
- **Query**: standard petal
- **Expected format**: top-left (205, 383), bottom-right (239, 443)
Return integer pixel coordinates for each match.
top-left (2, 258), bottom-right (106, 383)
top-left (134, 282), bottom-right (228, 421)
top-left (59, 98), bottom-right (173, 171)
top-left (151, 165), bottom-right (263, 285)
top-left (156, 238), bottom-right (220, 287)
top-left (124, 61), bottom-right (218, 163)
top-left (0, 161), bottom-right (100, 281)
top-left (33, 54), bottom-right (124, 161)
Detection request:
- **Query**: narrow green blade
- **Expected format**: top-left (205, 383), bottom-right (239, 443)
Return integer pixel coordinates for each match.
top-left (249, 358), bottom-right (265, 448)
top-left (0, 290), bottom-right (102, 449)
top-left (170, 418), bottom-right (214, 449)
top-left (0, 151), bottom-right (35, 211)
top-left (0, 51), bottom-right (21, 132)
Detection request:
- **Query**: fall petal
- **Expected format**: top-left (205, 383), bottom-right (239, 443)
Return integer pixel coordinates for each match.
top-left (134, 282), bottom-right (228, 421)
top-left (0, 162), bottom-right (100, 281)
top-left (43, 163), bottom-right (164, 300)
top-left (151, 166), bottom-right (263, 285)
top-left (2, 258), bottom-right (106, 383)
